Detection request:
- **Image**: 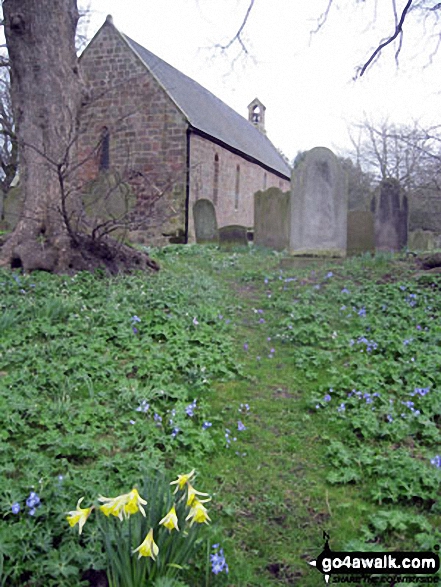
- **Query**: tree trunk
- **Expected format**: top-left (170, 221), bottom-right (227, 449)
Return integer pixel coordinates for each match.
top-left (0, 0), bottom-right (159, 273)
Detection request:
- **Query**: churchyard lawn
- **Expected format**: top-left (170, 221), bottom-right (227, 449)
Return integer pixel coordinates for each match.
top-left (0, 246), bottom-right (440, 586)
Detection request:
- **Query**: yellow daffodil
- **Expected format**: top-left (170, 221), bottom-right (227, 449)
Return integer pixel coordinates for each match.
top-left (186, 483), bottom-right (210, 507)
top-left (170, 469), bottom-right (195, 493)
top-left (159, 505), bottom-right (179, 532)
top-left (185, 498), bottom-right (211, 526)
top-left (124, 488), bottom-right (147, 517)
top-left (66, 497), bottom-right (94, 535)
top-left (98, 488), bottom-right (146, 520)
top-left (98, 494), bottom-right (127, 520)
top-left (133, 528), bottom-right (159, 560)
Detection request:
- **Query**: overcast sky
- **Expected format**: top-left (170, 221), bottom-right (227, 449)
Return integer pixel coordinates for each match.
top-left (87, 0), bottom-right (441, 163)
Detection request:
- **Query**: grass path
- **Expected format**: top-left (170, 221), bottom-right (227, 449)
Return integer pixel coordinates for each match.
top-left (186, 253), bottom-right (358, 586)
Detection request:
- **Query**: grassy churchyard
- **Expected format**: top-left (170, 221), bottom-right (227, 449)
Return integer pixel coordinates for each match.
top-left (0, 245), bottom-right (440, 586)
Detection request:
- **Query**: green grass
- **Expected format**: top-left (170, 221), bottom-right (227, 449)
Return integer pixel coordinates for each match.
top-left (0, 246), bottom-right (440, 586)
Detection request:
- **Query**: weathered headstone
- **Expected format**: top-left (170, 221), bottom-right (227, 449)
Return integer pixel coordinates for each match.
top-left (2, 186), bottom-right (24, 231)
top-left (290, 147), bottom-right (348, 257)
top-left (347, 211), bottom-right (375, 256)
top-left (408, 229), bottom-right (435, 252)
top-left (218, 224), bottom-right (248, 248)
top-left (193, 199), bottom-right (218, 244)
top-left (370, 179), bottom-right (408, 252)
top-left (254, 187), bottom-right (290, 250)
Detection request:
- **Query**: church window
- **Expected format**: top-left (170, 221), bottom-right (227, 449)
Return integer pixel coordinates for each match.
top-left (235, 164), bottom-right (240, 211)
top-left (213, 154), bottom-right (219, 205)
top-left (99, 126), bottom-right (110, 171)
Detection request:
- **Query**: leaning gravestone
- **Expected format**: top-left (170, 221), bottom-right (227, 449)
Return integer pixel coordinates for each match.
top-left (347, 211), bottom-right (375, 256)
top-left (370, 178), bottom-right (408, 252)
top-left (254, 187), bottom-right (290, 251)
top-left (218, 225), bottom-right (248, 248)
top-left (290, 147), bottom-right (348, 257)
top-left (193, 199), bottom-right (218, 244)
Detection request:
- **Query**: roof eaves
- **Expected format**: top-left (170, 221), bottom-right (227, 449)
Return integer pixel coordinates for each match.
top-left (189, 126), bottom-right (290, 181)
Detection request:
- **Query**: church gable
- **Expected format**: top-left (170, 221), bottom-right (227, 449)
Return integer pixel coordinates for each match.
top-left (78, 19), bottom-right (188, 244)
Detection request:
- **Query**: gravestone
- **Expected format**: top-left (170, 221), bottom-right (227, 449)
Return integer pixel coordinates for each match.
top-left (370, 178), bottom-right (408, 252)
top-left (193, 199), bottom-right (218, 244)
top-left (2, 186), bottom-right (24, 230)
top-left (218, 225), bottom-right (248, 248)
top-left (290, 147), bottom-right (348, 257)
top-left (408, 229), bottom-right (435, 252)
top-left (347, 211), bottom-right (375, 256)
top-left (254, 187), bottom-right (290, 250)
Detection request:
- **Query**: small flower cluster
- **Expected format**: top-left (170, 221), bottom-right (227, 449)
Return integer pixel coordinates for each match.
top-left (67, 470), bottom-right (211, 562)
top-left (430, 455), bottom-right (441, 468)
top-left (410, 387), bottom-right (430, 397)
top-left (136, 399), bottom-right (150, 413)
top-left (185, 399), bottom-right (197, 417)
top-left (131, 315), bottom-right (141, 334)
top-left (349, 336), bottom-right (378, 353)
top-left (210, 544), bottom-right (229, 575)
top-left (11, 491), bottom-right (41, 516)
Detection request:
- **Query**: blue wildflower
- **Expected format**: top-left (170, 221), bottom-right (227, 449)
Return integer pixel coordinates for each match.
top-left (430, 455), bottom-right (441, 468)
top-left (185, 399), bottom-right (197, 417)
top-left (136, 400), bottom-right (150, 413)
top-left (237, 420), bottom-right (246, 431)
top-left (26, 492), bottom-right (40, 509)
top-left (202, 421), bottom-right (212, 430)
top-left (11, 502), bottom-right (20, 514)
top-left (324, 394), bottom-right (331, 402)
top-left (337, 403), bottom-right (345, 412)
top-left (210, 546), bottom-right (229, 575)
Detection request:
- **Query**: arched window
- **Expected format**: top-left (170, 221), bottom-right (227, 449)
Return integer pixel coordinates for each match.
top-left (99, 126), bottom-right (110, 171)
top-left (213, 154), bottom-right (219, 205)
top-left (234, 164), bottom-right (240, 211)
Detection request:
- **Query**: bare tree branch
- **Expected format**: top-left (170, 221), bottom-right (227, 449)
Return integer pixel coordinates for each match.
top-left (356, 0), bottom-right (414, 77)
top-left (214, 0), bottom-right (255, 55)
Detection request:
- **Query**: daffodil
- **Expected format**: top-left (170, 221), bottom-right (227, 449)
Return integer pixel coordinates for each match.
top-left (98, 488), bottom-right (146, 520)
top-left (159, 505), bottom-right (179, 532)
top-left (66, 497), bottom-right (94, 535)
top-left (133, 528), bottom-right (159, 560)
top-left (170, 469), bottom-right (195, 492)
top-left (186, 483), bottom-right (210, 507)
top-left (98, 493), bottom-right (127, 520)
top-left (123, 488), bottom-right (147, 517)
top-left (185, 498), bottom-right (211, 526)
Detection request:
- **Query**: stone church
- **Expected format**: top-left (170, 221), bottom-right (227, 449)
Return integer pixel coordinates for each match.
top-left (78, 16), bottom-right (291, 244)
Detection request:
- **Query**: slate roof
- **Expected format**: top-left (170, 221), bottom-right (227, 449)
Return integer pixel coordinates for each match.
top-left (119, 32), bottom-right (291, 179)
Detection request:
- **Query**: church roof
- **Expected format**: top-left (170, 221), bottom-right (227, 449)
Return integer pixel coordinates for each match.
top-left (117, 30), bottom-right (291, 179)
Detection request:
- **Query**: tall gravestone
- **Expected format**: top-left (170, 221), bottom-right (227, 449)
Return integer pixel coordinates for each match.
top-left (371, 179), bottom-right (408, 252)
top-left (193, 199), bottom-right (218, 244)
top-left (290, 147), bottom-right (348, 257)
top-left (254, 187), bottom-right (290, 250)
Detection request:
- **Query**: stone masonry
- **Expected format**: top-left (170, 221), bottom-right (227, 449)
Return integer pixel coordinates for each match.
top-left (78, 21), bottom-right (188, 245)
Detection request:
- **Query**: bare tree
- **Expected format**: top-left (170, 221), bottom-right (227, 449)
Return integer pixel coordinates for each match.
top-left (217, 0), bottom-right (441, 77)
top-left (348, 117), bottom-right (441, 191)
top-left (0, 0), bottom-right (159, 273)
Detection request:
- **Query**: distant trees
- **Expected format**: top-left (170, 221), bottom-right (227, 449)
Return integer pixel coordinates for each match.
top-left (348, 118), bottom-right (441, 192)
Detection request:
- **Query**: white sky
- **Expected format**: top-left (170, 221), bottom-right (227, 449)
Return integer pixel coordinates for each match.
top-left (87, 0), bottom-right (441, 163)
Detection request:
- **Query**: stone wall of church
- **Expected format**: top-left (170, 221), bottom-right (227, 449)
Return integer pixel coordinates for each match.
top-left (188, 133), bottom-right (290, 240)
top-left (78, 21), bottom-right (188, 245)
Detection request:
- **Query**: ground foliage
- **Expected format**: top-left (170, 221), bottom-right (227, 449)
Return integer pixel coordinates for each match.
top-left (0, 246), bottom-right (440, 586)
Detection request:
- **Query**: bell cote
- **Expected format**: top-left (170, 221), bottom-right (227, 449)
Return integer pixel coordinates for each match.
top-left (248, 98), bottom-right (266, 134)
